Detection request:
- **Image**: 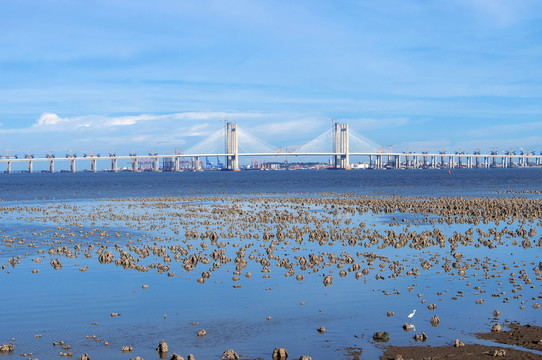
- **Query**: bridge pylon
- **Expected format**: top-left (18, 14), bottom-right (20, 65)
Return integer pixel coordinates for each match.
top-left (225, 122), bottom-right (239, 171)
top-left (333, 123), bottom-right (350, 170)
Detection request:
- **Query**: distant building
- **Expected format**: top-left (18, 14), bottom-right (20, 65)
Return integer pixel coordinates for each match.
top-left (351, 162), bottom-right (370, 169)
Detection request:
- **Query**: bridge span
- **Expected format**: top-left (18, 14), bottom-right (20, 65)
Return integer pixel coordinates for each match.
top-left (1, 122), bottom-right (541, 172)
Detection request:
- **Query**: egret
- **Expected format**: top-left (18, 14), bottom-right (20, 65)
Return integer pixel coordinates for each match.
top-left (408, 309), bottom-right (416, 323)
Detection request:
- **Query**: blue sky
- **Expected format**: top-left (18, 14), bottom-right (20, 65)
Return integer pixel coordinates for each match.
top-left (1, 0), bottom-right (541, 159)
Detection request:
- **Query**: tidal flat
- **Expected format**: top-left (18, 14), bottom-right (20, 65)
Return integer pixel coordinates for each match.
top-left (1, 193), bottom-right (542, 359)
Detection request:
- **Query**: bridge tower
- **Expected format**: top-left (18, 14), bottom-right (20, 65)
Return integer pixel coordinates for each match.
top-left (333, 123), bottom-right (350, 170)
top-left (225, 122), bottom-right (239, 171)
top-left (110, 156), bottom-right (117, 172)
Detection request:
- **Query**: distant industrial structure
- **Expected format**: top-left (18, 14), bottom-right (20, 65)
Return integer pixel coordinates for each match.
top-left (1, 122), bottom-right (541, 173)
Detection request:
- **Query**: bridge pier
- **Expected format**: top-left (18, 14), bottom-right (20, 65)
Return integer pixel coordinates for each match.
top-left (175, 156), bottom-right (180, 171)
top-left (6, 161), bottom-right (11, 173)
top-left (28, 160), bottom-right (33, 173)
top-left (90, 158), bottom-right (97, 172)
top-left (152, 156), bottom-right (159, 172)
top-left (193, 156), bottom-right (202, 171)
top-left (49, 159), bottom-right (54, 173)
top-left (131, 157), bottom-right (138, 172)
top-left (333, 123), bottom-right (350, 169)
top-left (226, 122), bottom-right (239, 171)
top-left (111, 157), bottom-right (117, 172)
top-left (340, 124), bottom-right (350, 169)
top-left (70, 159), bottom-right (76, 173)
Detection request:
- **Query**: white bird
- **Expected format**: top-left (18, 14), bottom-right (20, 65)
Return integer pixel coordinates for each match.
top-left (408, 309), bottom-right (416, 323)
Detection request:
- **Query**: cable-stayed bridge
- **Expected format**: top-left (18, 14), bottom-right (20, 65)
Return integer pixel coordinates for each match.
top-left (1, 122), bottom-right (541, 172)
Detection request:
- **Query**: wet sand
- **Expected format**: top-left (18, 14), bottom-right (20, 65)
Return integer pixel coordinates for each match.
top-left (478, 324), bottom-right (542, 352)
top-left (382, 323), bottom-right (542, 360)
top-left (381, 324), bottom-right (542, 359)
top-left (381, 343), bottom-right (542, 359)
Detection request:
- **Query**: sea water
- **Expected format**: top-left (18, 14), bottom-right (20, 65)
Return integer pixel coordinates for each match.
top-left (0, 168), bottom-right (541, 359)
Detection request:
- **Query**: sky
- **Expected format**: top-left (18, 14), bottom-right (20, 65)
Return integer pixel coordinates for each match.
top-left (1, 0), bottom-right (542, 161)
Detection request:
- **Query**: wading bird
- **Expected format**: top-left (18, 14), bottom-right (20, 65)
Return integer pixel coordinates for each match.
top-left (408, 309), bottom-right (416, 323)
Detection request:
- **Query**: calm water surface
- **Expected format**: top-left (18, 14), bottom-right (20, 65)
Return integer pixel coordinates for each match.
top-left (0, 169), bottom-right (541, 360)
top-left (0, 168), bottom-right (541, 201)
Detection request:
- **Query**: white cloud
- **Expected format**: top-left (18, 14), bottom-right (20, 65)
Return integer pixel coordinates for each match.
top-left (36, 113), bottom-right (66, 126)
top-left (108, 118), bottom-right (137, 126)
top-left (0, 111), bottom-right (334, 154)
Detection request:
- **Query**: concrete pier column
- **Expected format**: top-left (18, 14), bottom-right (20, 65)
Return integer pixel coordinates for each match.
top-left (333, 123), bottom-right (341, 169)
top-left (111, 157), bottom-right (117, 172)
top-left (70, 159), bottom-right (76, 173)
top-left (175, 156), bottom-right (180, 171)
top-left (49, 160), bottom-right (54, 173)
top-left (226, 122), bottom-right (239, 171)
top-left (369, 155), bottom-right (373, 168)
top-left (6, 161), bottom-right (11, 173)
top-left (131, 157), bottom-right (138, 172)
top-left (340, 123), bottom-right (350, 170)
top-left (28, 160), bottom-right (33, 173)
top-left (152, 156), bottom-right (158, 171)
top-left (90, 158), bottom-right (97, 172)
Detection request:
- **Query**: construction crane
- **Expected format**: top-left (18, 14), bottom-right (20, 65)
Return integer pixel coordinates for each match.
top-left (3, 149), bottom-right (18, 159)
top-left (216, 156), bottom-right (224, 169)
